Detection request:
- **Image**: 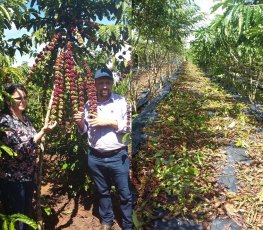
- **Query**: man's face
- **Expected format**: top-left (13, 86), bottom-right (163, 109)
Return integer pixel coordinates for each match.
top-left (95, 77), bottom-right (113, 101)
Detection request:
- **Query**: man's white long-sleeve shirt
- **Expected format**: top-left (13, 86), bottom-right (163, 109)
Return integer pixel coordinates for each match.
top-left (80, 93), bottom-right (131, 152)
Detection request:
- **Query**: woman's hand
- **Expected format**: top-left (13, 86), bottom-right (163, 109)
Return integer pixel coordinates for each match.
top-left (42, 121), bottom-right (57, 134)
top-left (34, 121), bottom-right (57, 144)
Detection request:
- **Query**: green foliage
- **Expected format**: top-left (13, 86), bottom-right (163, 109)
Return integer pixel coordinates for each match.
top-left (132, 0), bottom-right (201, 52)
top-left (42, 127), bottom-right (90, 196)
top-left (0, 0), bottom-right (32, 57)
top-left (0, 213), bottom-right (38, 230)
top-left (113, 74), bottom-right (131, 96)
top-left (131, 0), bottom-right (201, 108)
top-left (99, 25), bottom-right (122, 42)
top-left (190, 0), bottom-right (263, 103)
top-left (25, 0), bottom-right (131, 50)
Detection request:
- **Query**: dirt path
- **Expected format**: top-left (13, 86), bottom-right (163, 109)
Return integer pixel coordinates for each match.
top-left (40, 182), bottom-right (122, 229)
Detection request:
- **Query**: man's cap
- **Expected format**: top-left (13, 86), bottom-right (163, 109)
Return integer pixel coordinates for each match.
top-left (94, 68), bottom-right (113, 80)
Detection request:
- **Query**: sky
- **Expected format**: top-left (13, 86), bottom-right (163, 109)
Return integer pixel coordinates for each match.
top-left (4, 25), bottom-right (38, 67)
top-left (194, 0), bottom-right (221, 26)
top-left (5, 0), bottom-right (219, 67)
top-left (194, 0), bottom-right (216, 16)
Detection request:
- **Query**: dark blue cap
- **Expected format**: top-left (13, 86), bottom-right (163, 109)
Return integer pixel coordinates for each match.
top-left (94, 68), bottom-right (113, 80)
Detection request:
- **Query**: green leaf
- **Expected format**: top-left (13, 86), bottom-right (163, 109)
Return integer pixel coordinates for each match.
top-left (30, 0), bottom-right (37, 8)
top-left (10, 213), bottom-right (37, 229)
top-left (9, 222), bottom-right (15, 230)
top-left (0, 68), bottom-right (6, 78)
top-left (33, 28), bottom-right (46, 42)
top-left (0, 5), bottom-right (11, 21)
top-left (122, 132), bottom-right (131, 143)
top-left (0, 144), bottom-right (17, 157)
top-left (44, 207), bottom-right (52, 216)
top-left (0, 213), bottom-right (8, 230)
top-left (238, 6), bottom-right (244, 36)
top-left (211, 2), bottom-right (223, 14)
top-left (62, 163), bottom-right (68, 170)
top-left (132, 210), bottom-right (142, 229)
top-left (2, 220), bottom-right (8, 230)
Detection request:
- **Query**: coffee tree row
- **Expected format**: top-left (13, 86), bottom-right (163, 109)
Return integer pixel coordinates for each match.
top-left (190, 0), bottom-right (263, 103)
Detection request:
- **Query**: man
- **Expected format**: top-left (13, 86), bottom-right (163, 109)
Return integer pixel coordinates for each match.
top-left (74, 67), bottom-right (132, 230)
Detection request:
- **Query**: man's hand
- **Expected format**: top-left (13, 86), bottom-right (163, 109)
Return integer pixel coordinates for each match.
top-left (88, 113), bottom-right (118, 129)
top-left (73, 111), bottom-right (85, 131)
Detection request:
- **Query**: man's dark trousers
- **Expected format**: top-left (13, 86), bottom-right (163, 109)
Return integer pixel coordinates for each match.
top-left (88, 148), bottom-right (132, 230)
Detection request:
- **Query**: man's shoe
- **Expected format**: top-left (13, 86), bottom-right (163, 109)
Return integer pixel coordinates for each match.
top-left (100, 223), bottom-right (112, 230)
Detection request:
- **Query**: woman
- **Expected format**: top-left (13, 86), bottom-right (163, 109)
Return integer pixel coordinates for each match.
top-left (0, 83), bottom-right (56, 230)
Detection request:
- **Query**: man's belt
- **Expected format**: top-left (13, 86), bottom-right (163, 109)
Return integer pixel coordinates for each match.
top-left (89, 146), bottom-right (127, 157)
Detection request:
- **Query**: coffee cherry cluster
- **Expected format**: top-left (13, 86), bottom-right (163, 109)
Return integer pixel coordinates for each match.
top-left (71, 27), bottom-right (85, 47)
top-left (49, 42), bottom-right (91, 125)
top-left (83, 62), bottom-right (97, 114)
top-left (27, 33), bottom-right (62, 82)
top-left (51, 51), bottom-right (65, 122)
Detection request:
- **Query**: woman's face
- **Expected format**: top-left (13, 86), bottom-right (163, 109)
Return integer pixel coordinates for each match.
top-left (10, 89), bottom-right (28, 114)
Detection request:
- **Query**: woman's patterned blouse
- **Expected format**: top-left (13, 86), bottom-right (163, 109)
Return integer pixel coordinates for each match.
top-left (0, 114), bottom-right (38, 182)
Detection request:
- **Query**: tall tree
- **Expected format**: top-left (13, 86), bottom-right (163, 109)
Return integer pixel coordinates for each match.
top-left (131, 0), bottom-right (201, 104)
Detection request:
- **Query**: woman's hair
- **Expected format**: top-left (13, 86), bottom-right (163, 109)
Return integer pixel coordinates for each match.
top-left (2, 83), bottom-right (28, 115)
